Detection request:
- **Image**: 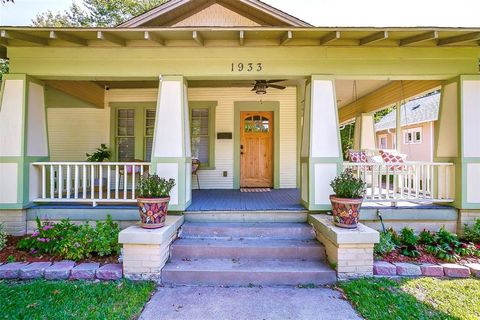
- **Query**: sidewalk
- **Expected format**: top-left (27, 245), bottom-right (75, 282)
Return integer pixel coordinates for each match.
top-left (139, 286), bottom-right (362, 320)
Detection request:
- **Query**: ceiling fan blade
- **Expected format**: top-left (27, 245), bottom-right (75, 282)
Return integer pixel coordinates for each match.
top-left (251, 87), bottom-right (257, 91)
top-left (267, 79), bottom-right (287, 84)
top-left (268, 84), bottom-right (286, 90)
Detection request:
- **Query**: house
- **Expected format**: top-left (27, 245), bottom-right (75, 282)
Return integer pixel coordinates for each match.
top-left (375, 92), bottom-right (440, 162)
top-left (0, 0), bottom-right (479, 281)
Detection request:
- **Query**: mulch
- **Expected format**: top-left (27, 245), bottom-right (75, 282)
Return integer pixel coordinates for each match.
top-left (379, 245), bottom-right (480, 265)
top-left (0, 236), bottom-right (119, 264)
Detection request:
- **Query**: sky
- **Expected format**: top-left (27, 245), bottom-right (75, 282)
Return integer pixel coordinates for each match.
top-left (0, 0), bottom-right (480, 27)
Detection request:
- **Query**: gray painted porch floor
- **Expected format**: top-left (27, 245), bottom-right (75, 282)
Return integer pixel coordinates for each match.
top-left (140, 286), bottom-right (362, 320)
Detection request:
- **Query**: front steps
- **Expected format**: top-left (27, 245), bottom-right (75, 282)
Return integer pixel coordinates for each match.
top-left (162, 222), bottom-right (337, 286)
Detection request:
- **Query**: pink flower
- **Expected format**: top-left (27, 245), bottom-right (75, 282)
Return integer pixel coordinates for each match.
top-left (30, 249), bottom-right (38, 254)
top-left (43, 225), bottom-right (54, 231)
top-left (37, 237), bottom-right (45, 242)
top-left (31, 231), bottom-right (39, 237)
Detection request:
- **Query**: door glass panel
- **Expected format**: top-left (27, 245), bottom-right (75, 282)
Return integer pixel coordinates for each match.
top-left (244, 115), bottom-right (269, 133)
top-left (191, 108), bottom-right (210, 165)
top-left (145, 109), bottom-right (156, 160)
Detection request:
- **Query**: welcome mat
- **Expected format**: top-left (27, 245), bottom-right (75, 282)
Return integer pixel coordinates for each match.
top-left (240, 188), bottom-right (272, 193)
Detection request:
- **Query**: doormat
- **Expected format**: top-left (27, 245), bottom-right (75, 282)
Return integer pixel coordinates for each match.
top-left (240, 188), bottom-right (272, 193)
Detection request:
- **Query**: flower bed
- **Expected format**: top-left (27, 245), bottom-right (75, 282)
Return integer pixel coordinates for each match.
top-left (373, 219), bottom-right (480, 277)
top-left (0, 215), bottom-right (120, 264)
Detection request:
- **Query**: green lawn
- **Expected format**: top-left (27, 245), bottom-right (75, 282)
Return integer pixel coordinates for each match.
top-left (339, 277), bottom-right (480, 320)
top-left (0, 279), bottom-right (155, 320)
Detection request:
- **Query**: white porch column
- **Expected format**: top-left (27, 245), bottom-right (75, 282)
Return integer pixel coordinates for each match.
top-left (353, 113), bottom-right (376, 151)
top-left (0, 74), bottom-right (49, 209)
top-left (435, 75), bottom-right (480, 210)
top-left (300, 75), bottom-right (343, 210)
top-left (151, 75), bottom-right (191, 211)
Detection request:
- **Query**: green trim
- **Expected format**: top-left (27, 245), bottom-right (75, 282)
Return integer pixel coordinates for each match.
top-left (233, 101), bottom-right (280, 189)
top-left (189, 101), bottom-right (217, 170)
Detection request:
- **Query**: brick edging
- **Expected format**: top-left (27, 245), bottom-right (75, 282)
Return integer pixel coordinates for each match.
top-left (0, 261), bottom-right (123, 281)
top-left (374, 260), bottom-right (480, 278)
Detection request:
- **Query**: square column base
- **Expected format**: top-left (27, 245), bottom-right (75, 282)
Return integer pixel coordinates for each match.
top-left (119, 215), bottom-right (184, 281)
top-left (309, 214), bottom-right (379, 279)
top-left (0, 210), bottom-right (27, 235)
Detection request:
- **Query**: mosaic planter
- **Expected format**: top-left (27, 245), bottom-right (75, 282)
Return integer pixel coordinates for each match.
top-left (329, 195), bottom-right (363, 229)
top-left (137, 197), bottom-right (170, 229)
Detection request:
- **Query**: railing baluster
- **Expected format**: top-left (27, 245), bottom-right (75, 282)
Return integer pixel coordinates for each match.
top-left (99, 165), bottom-right (103, 200)
top-left (58, 165), bottom-right (63, 199)
top-left (115, 165), bottom-right (119, 199)
top-left (74, 165), bottom-right (79, 199)
top-left (41, 165), bottom-right (46, 199)
top-left (82, 164), bottom-right (87, 199)
top-left (132, 165), bottom-right (136, 199)
top-left (50, 165), bottom-right (55, 199)
top-left (107, 165), bottom-right (111, 200)
top-left (90, 164), bottom-right (95, 200)
top-left (66, 165), bottom-right (71, 199)
top-left (124, 165), bottom-right (128, 200)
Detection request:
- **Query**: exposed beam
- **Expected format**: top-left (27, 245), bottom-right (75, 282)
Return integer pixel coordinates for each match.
top-left (239, 30), bottom-right (245, 46)
top-left (144, 31), bottom-right (164, 45)
top-left (360, 31), bottom-right (388, 46)
top-left (49, 31), bottom-right (87, 46)
top-left (0, 30), bottom-right (47, 46)
top-left (400, 31), bottom-right (438, 46)
top-left (192, 31), bottom-right (204, 46)
top-left (280, 31), bottom-right (292, 45)
top-left (338, 80), bottom-right (442, 124)
top-left (0, 38), bottom-right (8, 47)
top-left (437, 32), bottom-right (480, 46)
top-left (320, 31), bottom-right (341, 45)
top-left (0, 46), bottom-right (6, 59)
top-left (45, 80), bottom-right (105, 109)
top-left (96, 31), bottom-right (125, 46)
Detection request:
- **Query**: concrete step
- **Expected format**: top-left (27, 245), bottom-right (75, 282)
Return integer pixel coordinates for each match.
top-left (179, 222), bottom-right (315, 240)
top-left (162, 259), bottom-right (336, 286)
top-left (171, 238), bottom-right (325, 260)
top-left (184, 210), bottom-right (308, 223)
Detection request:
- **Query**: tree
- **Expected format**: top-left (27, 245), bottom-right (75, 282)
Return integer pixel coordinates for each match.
top-left (32, 0), bottom-right (166, 27)
top-left (0, 59), bottom-right (8, 82)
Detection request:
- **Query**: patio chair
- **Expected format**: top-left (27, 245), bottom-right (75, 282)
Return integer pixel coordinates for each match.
top-left (192, 158), bottom-right (201, 189)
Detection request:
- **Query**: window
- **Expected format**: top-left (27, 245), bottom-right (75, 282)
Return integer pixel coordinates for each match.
top-left (190, 102), bottom-right (216, 169)
top-left (378, 134), bottom-right (388, 149)
top-left (244, 115), bottom-right (270, 132)
top-left (113, 105), bottom-right (156, 161)
top-left (403, 127), bottom-right (422, 144)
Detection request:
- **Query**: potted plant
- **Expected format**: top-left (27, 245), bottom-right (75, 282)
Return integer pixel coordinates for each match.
top-left (329, 169), bottom-right (366, 229)
top-left (136, 174), bottom-right (175, 229)
top-left (86, 144), bottom-right (111, 189)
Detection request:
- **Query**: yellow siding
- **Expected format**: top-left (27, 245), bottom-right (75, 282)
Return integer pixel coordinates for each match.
top-left (47, 108), bottom-right (110, 161)
top-left (49, 87), bottom-right (297, 188)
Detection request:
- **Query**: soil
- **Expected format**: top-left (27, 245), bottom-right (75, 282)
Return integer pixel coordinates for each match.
top-left (379, 244), bottom-right (480, 265)
top-left (0, 236), bottom-right (120, 264)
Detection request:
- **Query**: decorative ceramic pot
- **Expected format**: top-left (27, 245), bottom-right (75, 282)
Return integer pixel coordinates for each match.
top-left (329, 195), bottom-right (363, 229)
top-left (137, 197), bottom-right (170, 229)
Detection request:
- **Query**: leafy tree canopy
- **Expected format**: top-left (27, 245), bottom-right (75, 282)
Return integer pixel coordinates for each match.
top-left (32, 0), bottom-right (166, 27)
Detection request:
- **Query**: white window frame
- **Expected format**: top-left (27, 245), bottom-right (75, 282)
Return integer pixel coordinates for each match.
top-left (403, 127), bottom-right (422, 144)
top-left (378, 134), bottom-right (388, 149)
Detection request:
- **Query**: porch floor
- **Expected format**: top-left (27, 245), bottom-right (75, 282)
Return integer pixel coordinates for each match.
top-left (186, 189), bottom-right (304, 211)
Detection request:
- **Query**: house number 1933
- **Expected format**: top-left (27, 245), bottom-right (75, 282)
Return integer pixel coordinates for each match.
top-left (231, 62), bottom-right (263, 72)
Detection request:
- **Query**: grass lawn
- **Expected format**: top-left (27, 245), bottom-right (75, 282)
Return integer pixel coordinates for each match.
top-left (0, 279), bottom-right (155, 320)
top-left (339, 277), bottom-right (480, 320)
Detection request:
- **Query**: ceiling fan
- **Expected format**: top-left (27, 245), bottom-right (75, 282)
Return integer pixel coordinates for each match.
top-left (252, 80), bottom-right (286, 94)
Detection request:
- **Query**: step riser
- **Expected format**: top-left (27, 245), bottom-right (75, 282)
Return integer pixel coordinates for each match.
top-left (184, 212), bottom-right (308, 223)
top-left (162, 270), bottom-right (336, 286)
top-left (171, 246), bottom-right (325, 260)
top-left (180, 227), bottom-right (315, 240)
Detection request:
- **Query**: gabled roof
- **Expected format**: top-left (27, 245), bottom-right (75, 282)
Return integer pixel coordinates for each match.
top-left (375, 92), bottom-right (440, 131)
top-left (118, 0), bottom-right (312, 28)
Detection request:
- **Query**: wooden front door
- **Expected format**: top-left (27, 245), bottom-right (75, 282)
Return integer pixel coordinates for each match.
top-left (240, 111), bottom-right (273, 188)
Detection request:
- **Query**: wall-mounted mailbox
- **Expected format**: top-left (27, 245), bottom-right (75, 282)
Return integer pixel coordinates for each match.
top-left (217, 132), bottom-right (232, 139)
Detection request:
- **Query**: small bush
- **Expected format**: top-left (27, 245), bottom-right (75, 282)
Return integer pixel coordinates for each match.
top-left (137, 174), bottom-right (175, 198)
top-left (418, 229), bottom-right (435, 245)
top-left (425, 227), bottom-right (479, 262)
top-left (399, 227), bottom-right (420, 258)
top-left (462, 219), bottom-right (480, 243)
top-left (0, 223), bottom-right (7, 251)
top-left (17, 215), bottom-right (120, 261)
top-left (374, 232), bottom-right (396, 256)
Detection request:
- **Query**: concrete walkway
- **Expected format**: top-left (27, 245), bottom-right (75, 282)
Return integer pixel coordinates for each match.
top-left (139, 286), bottom-right (362, 320)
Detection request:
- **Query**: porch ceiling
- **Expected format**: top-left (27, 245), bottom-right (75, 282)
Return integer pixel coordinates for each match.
top-left (1, 27), bottom-right (480, 48)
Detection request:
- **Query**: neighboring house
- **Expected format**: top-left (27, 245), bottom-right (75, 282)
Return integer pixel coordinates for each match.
top-left (0, 0), bottom-right (479, 233)
top-left (375, 93), bottom-right (440, 162)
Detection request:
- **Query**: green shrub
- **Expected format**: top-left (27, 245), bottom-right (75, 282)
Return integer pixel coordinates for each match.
top-left (462, 219), bottom-right (480, 243)
top-left (374, 232), bottom-right (396, 256)
top-left (419, 229), bottom-right (436, 245)
top-left (424, 227), bottom-right (479, 262)
top-left (0, 223), bottom-right (7, 251)
top-left (86, 143), bottom-right (111, 162)
top-left (330, 169), bottom-right (365, 198)
top-left (17, 215), bottom-right (120, 261)
top-left (137, 174), bottom-right (175, 198)
top-left (399, 227), bottom-right (420, 258)
top-left (385, 227), bottom-right (402, 246)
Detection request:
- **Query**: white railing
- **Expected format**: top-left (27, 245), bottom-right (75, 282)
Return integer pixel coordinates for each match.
top-left (32, 162), bottom-right (151, 206)
top-left (343, 162), bottom-right (455, 203)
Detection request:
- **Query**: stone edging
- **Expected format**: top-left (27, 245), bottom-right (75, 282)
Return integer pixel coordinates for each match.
top-left (0, 261), bottom-right (123, 281)
top-left (374, 261), bottom-right (480, 278)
